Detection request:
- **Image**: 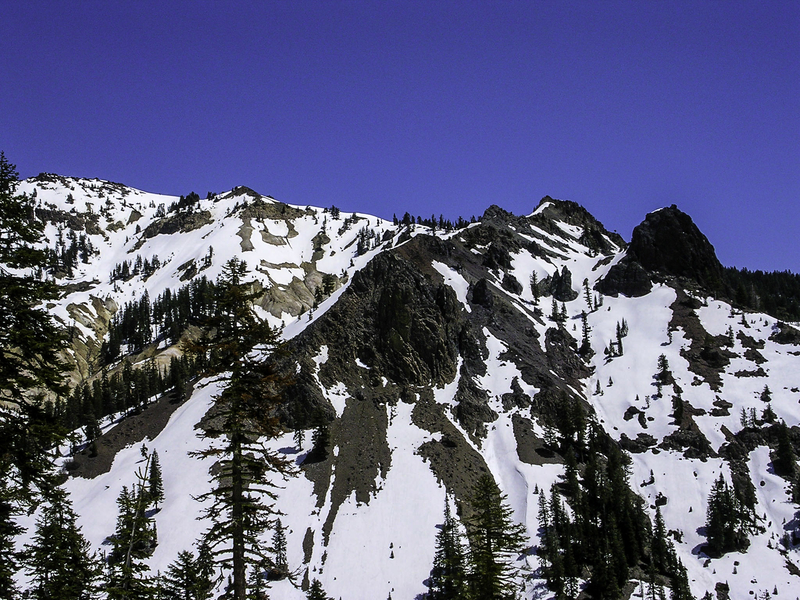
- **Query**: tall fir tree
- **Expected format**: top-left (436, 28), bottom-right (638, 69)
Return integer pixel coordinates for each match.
top-left (465, 475), bottom-right (528, 600)
top-left (106, 479), bottom-right (158, 599)
top-left (187, 258), bottom-right (294, 600)
top-left (24, 489), bottom-right (99, 600)
top-left (427, 500), bottom-right (468, 600)
top-left (161, 550), bottom-right (201, 600)
top-left (0, 152), bottom-right (68, 594)
top-left (773, 421), bottom-right (797, 477)
top-left (161, 544), bottom-right (214, 600)
top-left (306, 578), bottom-right (332, 600)
top-left (705, 474), bottom-right (748, 555)
top-left (0, 485), bottom-right (22, 600)
top-left (148, 449), bottom-right (165, 510)
top-left (271, 518), bottom-right (288, 578)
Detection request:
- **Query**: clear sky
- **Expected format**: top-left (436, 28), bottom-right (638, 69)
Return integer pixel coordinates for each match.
top-left (2, 1), bottom-right (798, 271)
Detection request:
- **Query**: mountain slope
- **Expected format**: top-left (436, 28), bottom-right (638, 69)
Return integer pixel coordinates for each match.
top-left (13, 175), bottom-right (800, 600)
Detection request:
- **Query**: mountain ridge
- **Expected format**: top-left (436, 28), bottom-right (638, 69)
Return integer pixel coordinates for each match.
top-left (11, 174), bottom-right (800, 599)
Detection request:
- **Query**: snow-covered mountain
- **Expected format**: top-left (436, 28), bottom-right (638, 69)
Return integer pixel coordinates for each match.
top-left (15, 173), bottom-right (800, 599)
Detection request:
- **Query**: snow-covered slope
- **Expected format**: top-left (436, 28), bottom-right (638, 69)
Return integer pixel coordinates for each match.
top-left (14, 175), bottom-right (800, 599)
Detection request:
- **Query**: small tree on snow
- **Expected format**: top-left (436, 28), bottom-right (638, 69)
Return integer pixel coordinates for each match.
top-left (148, 449), bottom-right (164, 510)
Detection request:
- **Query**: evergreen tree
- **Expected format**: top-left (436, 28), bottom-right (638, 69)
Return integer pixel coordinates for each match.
top-left (0, 487), bottom-right (22, 600)
top-left (668, 558), bottom-right (694, 600)
top-left (307, 423), bottom-right (330, 463)
top-left (247, 563), bottom-right (268, 600)
top-left (148, 450), bottom-right (165, 510)
top-left (306, 578), bottom-right (332, 600)
top-left (550, 297), bottom-right (560, 323)
top-left (579, 311), bottom-right (592, 357)
top-left (465, 475), bottom-right (527, 600)
top-left (293, 427), bottom-right (305, 449)
top-left (0, 153), bottom-right (68, 590)
top-left (773, 421), bottom-right (797, 477)
top-left (107, 478), bottom-right (158, 598)
top-left (583, 277), bottom-right (593, 311)
top-left (271, 519), bottom-right (288, 578)
top-left (161, 550), bottom-right (201, 600)
top-left (760, 385), bottom-right (772, 403)
top-left (427, 501), bottom-right (468, 600)
top-left (651, 505), bottom-right (669, 570)
top-left (24, 488), bottom-right (99, 600)
top-left (705, 474), bottom-right (747, 555)
top-left (187, 258), bottom-right (294, 600)
top-left (530, 272), bottom-right (540, 306)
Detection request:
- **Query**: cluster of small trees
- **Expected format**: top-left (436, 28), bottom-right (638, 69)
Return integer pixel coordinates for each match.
top-left (604, 318), bottom-right (628, 358)
top-left (536, 396), bottom-right (694, 599)
top-left (392, 212), bottom-right (476, 231)
top-left (103, 276), bottom-right (218, 360)
top-left (47, 356), bottom-right (184, 448)
top-left (109, 254), bottom-right (162, 283)
top-left (43, 226), bottom-right (95, 278)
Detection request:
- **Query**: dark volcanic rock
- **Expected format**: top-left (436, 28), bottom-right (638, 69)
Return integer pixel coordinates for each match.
top-left (530, 197), bottom-right (626, 253)
top-left (144, 210), bottom-right (213, 238)
top-left (501, 273), bottom-right (523, 295)
top-left (770, 321), bottom-right (800, 345)
top-left (669, 288), bottom-right (735, 391)
top-left (541, 266), bottom-right (579, 302)
top-left (627, 205), bottom-right (724, 291)
top-left (595, 255), bottom-right (653, 297)
top-left (471, 278), bottom-right (494, 309)
top-left (281, 246), bottom-right (471, 428)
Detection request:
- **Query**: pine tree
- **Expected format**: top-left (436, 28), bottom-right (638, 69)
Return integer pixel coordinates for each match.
top-left (760, 385), bottom-right (772, 402)
top-left (306, 578), bottom-right (332, 600)
top-left (107, 475), bottom-right (158, 598)
top-left (583, 278), bottom-right (593, 311)
top-left (161, 550), bottom-right (200, 600)
top-left (668, 558), bottom-right (694, 600)
top-left (246, 563), bottom-right (268, 600)
top-left (579, 311), bottom-right (592, 357)
top-left (24, 488), bottom-right (99, 600)
top-left (271, 518), bottom-right (288, 578)
top-left (530, 272), bottom-right (540, 306)
top-left (705, 474), bottom-right (747, 555)
top-left (148, 449), bottom-right (165, 510)
top-left (651, 505), bottom-right (669, 570)
top-left (307, 423), bottom-right (330, 463)
top-left (0, 487), bottom-right (22, 599)
top-left (773, 421), bottom-right (797, 477)
top-left (187, 258), bottom-right (295, 600)
top-left (465, 475), bottom-right (527, 600)
top-left (293, 427), bottom-right (305, 449)
top-left (550, 297), bottom-right (560, 322)
top-left (0, 153), bottom-right (68, 590)
top-left (427, 501), bottom-right (468, 600)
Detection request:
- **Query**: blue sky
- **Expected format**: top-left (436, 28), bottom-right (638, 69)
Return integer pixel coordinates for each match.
top-left (2, 1), bottom-right (798, 271)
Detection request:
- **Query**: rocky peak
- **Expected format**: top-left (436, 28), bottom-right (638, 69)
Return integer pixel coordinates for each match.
top-left (628, 205), bottom-right (724, 291)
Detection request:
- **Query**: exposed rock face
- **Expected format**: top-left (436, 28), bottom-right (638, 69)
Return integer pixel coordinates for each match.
top-left (628, 205), bottom-right (724, 290)
top-left (770, 321), bottom-right (800, 345)
top-left (598, 205), bottom-right (724, 297)
top-left (595, 255), bottom-right (653, 297)
top-left (541, 265), bottom-right (579, 301)
top-left (143, 210), bottom-right (214, 238)
top-left (530, 197), bottom-right (626, 254)
top-left (669, 289), bottom-right (736, 391)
